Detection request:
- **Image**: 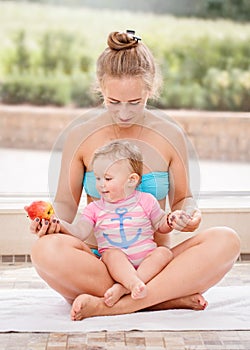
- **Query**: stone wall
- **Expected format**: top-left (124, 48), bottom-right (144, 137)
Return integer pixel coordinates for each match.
top-left (0, 105), bottom-right (249, 161)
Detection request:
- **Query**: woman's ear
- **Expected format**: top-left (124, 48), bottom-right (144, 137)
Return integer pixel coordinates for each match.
top-left (128, 173), bottom-right (140, 187)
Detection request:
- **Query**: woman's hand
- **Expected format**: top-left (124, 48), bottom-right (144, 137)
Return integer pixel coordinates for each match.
top-left (167, 209), bottom-right (201, 232)
top-left (30, 215), bottom-right (61, 238)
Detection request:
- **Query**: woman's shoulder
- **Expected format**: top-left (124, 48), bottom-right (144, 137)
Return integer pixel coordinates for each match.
top-left (144, 109), bottom-right (186, 141)
top-left (65, 109), bottom-right (111, 142)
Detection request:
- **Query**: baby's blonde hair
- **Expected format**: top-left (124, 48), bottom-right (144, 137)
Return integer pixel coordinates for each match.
top-left (96, 31), bottom-right (162, 98)
top-left (92, 140), bottom-right (143, 179)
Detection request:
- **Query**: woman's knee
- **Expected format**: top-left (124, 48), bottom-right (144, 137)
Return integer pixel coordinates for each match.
top-left (221, 226), bottom-right (241, 256)
top-left (204, 226), bottom-right (241, 258)
top-left (31, 235), bottom-right (59, 265)
top-left (31, 234), bottom-right (80, 266)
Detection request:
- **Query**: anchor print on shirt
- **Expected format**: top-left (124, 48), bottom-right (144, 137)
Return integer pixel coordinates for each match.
top-left (103, 208), bottom-right (142, 249)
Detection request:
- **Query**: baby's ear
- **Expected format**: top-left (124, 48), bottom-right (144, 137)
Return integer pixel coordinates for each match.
top-left (128, 173), bottom-right (140, 187)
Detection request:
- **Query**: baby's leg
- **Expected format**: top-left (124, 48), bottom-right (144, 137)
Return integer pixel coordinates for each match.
top-left (102, 248), bottom-right (147, 303)
top-left (137, 246), bottom-right (173, 283)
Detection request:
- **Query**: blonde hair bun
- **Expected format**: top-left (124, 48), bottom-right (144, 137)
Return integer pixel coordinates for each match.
top-left (108, 31), bottom-right (139, 51)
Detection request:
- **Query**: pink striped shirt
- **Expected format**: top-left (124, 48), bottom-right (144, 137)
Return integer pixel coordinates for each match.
top-left (80, 191), bottom-right (167, 267)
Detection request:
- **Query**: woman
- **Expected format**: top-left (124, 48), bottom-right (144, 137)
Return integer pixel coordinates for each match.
top-left (30, 30), bottom-right (240, 320)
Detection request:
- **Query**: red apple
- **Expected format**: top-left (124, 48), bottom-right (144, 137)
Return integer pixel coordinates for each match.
top-left (24, 201), bottom-right (54, 220)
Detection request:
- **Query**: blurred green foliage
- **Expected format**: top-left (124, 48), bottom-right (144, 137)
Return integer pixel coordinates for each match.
top-left (157, 36), bottom-right (250, 110)
top-left (0, 74), bottom-right (72, 106)
top-left (9, 0), bottom-right (250, 22)
top-left (0, 1), bottom-right (249, 110)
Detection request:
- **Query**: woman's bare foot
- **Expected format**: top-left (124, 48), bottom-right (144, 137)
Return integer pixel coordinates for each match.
top-left (71, 294), bottom-right (104, 321)
top-left (104, 283), bottom-right (129, 307)
top-left (131, 280), bottom-right (147, 299)
top-left (146, 293), bottom-right (208, 311)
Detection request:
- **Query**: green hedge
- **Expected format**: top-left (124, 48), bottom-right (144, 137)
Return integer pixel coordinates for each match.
top-left (0, 29), bottom-right (249, 111)
top-left (0, 74), bottom-right (71, 106)
top-left (159, 68), bottom-right (250, 111)
top-left (156, 36), bottom-right (250, 110)
top-left (0, 73), bottom-right (100, 106)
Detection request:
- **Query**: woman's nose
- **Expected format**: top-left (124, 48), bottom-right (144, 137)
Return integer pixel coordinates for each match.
top-left (119, 103), bottom-right (129, 116)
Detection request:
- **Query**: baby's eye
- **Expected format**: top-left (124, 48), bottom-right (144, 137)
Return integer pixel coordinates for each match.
top-left (105, 177), bottom-right (112, 181)
top-left (95, 177), bottom-right (101, 181)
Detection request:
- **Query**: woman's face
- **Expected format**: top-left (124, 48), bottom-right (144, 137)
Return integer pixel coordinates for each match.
top-left (102, 77), bottom-right (149, 127)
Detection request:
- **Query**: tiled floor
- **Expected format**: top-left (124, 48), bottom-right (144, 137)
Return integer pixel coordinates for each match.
top-left (0, 262), bottom-right (250, 350)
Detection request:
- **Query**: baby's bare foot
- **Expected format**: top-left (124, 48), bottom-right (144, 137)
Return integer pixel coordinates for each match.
top-left (131, 281), bottom-right (147, 299)
top-left (104, 283), bottom-right (128, 307)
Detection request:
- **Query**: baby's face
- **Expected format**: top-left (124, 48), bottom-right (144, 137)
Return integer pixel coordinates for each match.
top-left (93, 157), bottom-right (136, 203)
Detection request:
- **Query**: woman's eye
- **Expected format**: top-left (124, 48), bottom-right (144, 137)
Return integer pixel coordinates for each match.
top-left (130, 101), bottom-right (140, 105)
top-left (110, 101), bottom-right (119, 105)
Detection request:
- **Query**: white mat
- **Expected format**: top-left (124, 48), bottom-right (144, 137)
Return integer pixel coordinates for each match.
top-left (0, 286), bottom-right (250, 332)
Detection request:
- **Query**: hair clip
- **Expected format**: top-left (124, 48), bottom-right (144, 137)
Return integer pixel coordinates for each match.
top-left (126, 29), bottom-right (141, 42)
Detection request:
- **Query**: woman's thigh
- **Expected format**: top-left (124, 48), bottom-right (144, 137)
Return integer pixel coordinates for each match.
top-left (171, 226), bottom-right (240, 260)
top-left (31, 234), bottom-right (114, 299)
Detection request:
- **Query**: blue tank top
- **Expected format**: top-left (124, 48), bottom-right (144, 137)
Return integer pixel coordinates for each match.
top-left (83, 171), bottom-right (169, 200)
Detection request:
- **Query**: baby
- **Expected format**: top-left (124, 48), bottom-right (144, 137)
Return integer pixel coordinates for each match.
top-left (41, 140), bottom-right (191, 306)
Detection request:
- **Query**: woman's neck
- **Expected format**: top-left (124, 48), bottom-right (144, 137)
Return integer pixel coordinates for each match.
top-left (112, 123), bottom-right (144, 140)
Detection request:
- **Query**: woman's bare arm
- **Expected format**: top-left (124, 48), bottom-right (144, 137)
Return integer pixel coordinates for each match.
top-left (167, 124), bottom-right (201, 231)
top-left (54, 126), bottom-right (85, 222)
